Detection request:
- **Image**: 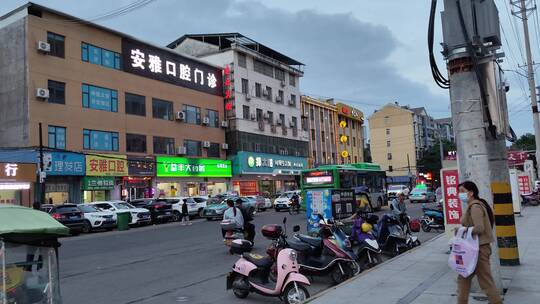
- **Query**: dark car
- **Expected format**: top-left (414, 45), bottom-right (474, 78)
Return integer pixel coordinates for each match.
top-left (130, 198), bottom-right (174, 223)
top-left (40, 204), bottom-right (85, 235)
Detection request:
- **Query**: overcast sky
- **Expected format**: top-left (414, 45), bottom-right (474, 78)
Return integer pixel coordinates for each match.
top-left (0, 0), bottom-right (535, 137)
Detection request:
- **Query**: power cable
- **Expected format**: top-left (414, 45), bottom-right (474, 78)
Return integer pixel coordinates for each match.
top-left (428, 0), bottom-right (450, 89)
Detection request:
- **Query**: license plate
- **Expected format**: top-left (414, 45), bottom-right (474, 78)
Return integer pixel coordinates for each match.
top-left (70, 216), bottom-right (79, 220)
top-left (165, 212), bottom-right (171, 215)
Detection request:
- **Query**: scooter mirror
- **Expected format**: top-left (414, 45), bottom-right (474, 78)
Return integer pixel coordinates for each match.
top-left (293, 225), bottom-right (300, 232)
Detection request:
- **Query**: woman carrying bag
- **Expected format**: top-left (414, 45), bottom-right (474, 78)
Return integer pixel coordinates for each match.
top-left (456, 181), bottom-right (502, 304)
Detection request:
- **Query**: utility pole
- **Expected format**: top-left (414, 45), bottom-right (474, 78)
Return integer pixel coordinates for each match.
top-left (512, 0), bottom-right (540, 178)
top-left (38, 122), bottom-right (46, 205)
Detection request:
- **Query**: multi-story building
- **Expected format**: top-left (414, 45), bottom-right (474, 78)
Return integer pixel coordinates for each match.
top-left (0, 3), bottom-right (232, 206)
top-left (301, 96), bottom-right (365, 167)
top-left (435, 117), bottom-right (455, 142)
top-left (168, 33), bottom-right (309, 195)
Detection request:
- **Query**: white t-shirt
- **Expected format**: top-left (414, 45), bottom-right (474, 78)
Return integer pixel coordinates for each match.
top-left (223, 207), bottom-right (244, 229)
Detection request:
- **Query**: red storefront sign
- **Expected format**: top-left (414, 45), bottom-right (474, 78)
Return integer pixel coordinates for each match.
top-left (442, 169), bottom-right (462, 225)
top-left (223, 65), bottom-right (233, 111)
top-left (518, 175), bottom-right (531, 194)
top-left (508, 151), bottom-right (529, 166)
top-left (235, 181), bottom-right (258, 196)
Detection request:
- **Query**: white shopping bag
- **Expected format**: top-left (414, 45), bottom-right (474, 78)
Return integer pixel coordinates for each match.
top-left (448, 227), bottom-right (479, 278)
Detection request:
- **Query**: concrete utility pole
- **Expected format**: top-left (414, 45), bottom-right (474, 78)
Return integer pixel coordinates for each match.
top-left (511, 0), bottom-right (540, 178)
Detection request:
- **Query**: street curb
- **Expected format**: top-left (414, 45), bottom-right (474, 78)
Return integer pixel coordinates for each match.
top-left (304, 233), bottom-right (447, 303)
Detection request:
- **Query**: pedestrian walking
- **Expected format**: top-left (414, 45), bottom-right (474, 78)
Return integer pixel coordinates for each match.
top-left (456, 181), bottom-right (501, 304)
top-left (181, 200), bottom-right (191, 226)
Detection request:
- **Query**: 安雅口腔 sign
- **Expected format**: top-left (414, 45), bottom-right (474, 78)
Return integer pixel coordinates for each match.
top-left (86, 154), bottom-right (128, 176)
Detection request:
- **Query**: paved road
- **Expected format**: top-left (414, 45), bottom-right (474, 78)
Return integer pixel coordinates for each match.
top-left (59, 201), bottom-right (441, 304)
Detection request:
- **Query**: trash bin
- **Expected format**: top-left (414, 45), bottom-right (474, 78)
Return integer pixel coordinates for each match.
top-left (117, 212), bottom-right (131, 231)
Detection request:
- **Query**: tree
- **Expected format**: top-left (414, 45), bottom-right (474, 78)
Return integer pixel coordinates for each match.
top-left (417, 139), bottom-right (456, 177)
top-left (511, 133), bottom-right (535, 151)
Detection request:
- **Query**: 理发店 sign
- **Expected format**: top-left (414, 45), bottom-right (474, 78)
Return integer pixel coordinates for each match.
top-left (121, 38), bottom-right (223, 96)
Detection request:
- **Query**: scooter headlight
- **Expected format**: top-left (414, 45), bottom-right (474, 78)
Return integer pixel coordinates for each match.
top-left (289, 250), bottom-right (297, 261)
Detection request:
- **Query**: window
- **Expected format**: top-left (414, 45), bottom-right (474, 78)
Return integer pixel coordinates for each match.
top-left (279, 114), bottom-right (285, 127)
top-left (243, 105), bottom-right (250, 119)
top-left (322, 152), bottom-right (327, 163)
top-left (313, 150), bottom-right (317, 159)
top-left (267, 111), bottom-right (274, 123)
top-left (321, 131), bottom-right (325, 142)
top-left (351, 121), bottom-right (355, 129)
top-left (386, 128), bottom-right (390, 135)
top-left (290, 94), bottom-right (297, 106)
top-left (48, 126), bottom-right (66, 149)
top-left (387, 141), bottom-right (391, 147)
top-left (332, 152), bottom-right (336, 161)
top-left (241, 78), bottom-right (249, 94)
top-left (184, 139), bottom-right (201, 156)
top-left (82, 84), bottom-right (118, 112)
top-left (47, 32), bottom-right (64, 58)
top-left (384, 116), bottom-right (390, 124)
top-left (289, 73), bottom-right (296, 86)
top-left (207, 143), bottom-right (220, 158)
top-left (291, 116), bottom-right (297, 129)
top-left (206, 109), bottom-right (219, 127)
top-left (126, 133), bottom-right (147, 153)
top-left (301, 117), bottom-right (307, 131)
top-left (355, 156), bottom-right (358, 163)
top-left (83, 129), bottom-right (119, 151)
top-left (331, 132), bottom-right (334, 143)
top-left (182, 105), bottom-right (201, 124)
top-left (48, 80), bottom-right (65, 104)
top-left (387, 153), bottom-right (392, 160)
top-left (278, 90), bottom-right (284, 103)
top-left (81, 42), bottom-right (120, 69)
top-left (238, 53), bottom-right (247, 68)
top-left (152, 99), bottom-right (174, 120)
top-left (253, 59), bottom-right (274, 77)
top-left (329, 115), bottom-right (333, 125)
top-left (353, 137), bottom-right (356, 147)
top-left (125, 93), bottom-right (146, 116)
top-left (153, 137), bottom-right (175, 154)
top-left (311, 129), bottom-right (315, 140)
top-left (255, 83), bottom-right (262, 98)
top-left (320, 110), bottom-right (324, 122)
top-left (310, 108), bottom-right (314, 121)
top-left (256, 108), bottom-right (263, 122)
top-left (265, 86), bottom-right (272, 101)
top-left (275, 68), bottom-right (285, 81)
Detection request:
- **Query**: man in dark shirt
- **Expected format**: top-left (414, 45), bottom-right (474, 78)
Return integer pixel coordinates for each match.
top-left (236, 198), bottom-right (255, 243)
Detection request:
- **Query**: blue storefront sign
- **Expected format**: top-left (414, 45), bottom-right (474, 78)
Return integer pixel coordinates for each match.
top-left (43, 152), bottom-right (85, 176)
top-left (231, 152), bottom-right (307, 175)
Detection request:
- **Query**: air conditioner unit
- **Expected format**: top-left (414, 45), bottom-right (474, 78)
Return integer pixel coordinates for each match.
top-left (221, 143), bottom-right (229, 150)
top-left (250, 113), bottom-right (256, 120)
top-left (36, 88), bottom-right (49, 99)
top-left (276, 119), bottom-right (282, 125)
top-left (280, 80), bottom-right (286, 87)
top-left (262, 88), bottom-right (269, 96)
top-left (202, 141), bottom-right (211, 148)
top-left (245, 93), bottom-right (251, 101)
top-left (37, 41), bottom-right (51, 53)
top-left (176, 146), bottom-right (187, 155)
top-left (221, 120), bottom-right (228, 128)
top-left (275, 96), bottom-right (282, 103)
top-left (202, 116), bottom-right (210, 125)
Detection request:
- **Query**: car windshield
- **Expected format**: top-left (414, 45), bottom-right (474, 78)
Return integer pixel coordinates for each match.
top-left (389, 185), bottom-right (404, 190)
top-left (78, 205), bottom-right (99, 213)
top-left (209, 199), bottom-right (225, 205)
top-left (56, 206), bottom-right (80, 213)
top-left (113, 202), bottom-right (133, 209)
top-left (279, 193), bottom-right (291, 198)
top-left (411, 188), bottom-right (425, 194)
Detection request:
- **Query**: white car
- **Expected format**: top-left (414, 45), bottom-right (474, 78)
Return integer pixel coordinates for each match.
top-left (245, 195), bottom-right (272, 211)
top-left (77, 204), bottom-right (117, 233)
top-left (88, 201), bottom-right (151, 226)
top-left (158, 197), bottom-right (208, 220)
top-left (387, 185), bottom-right (410, 201)
top-left (274, 191), bottom-right (301, 211)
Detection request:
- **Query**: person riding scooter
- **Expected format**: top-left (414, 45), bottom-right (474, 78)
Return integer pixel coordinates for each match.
top-left (236, 198), bottom-right (255, 244)
top-left (391, 192), bottom-right (409, 232)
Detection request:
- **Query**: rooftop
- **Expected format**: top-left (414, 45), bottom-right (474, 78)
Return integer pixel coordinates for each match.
top-left (167, 33), bottom-right (304, 67)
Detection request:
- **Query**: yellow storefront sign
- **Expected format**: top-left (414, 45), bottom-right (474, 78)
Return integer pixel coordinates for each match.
top-left (85, 154), bottom-right (128, 176)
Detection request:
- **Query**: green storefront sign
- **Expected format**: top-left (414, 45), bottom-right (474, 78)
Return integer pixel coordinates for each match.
top-left (156, 157), bottom-right (232, 177)
top-left (82, 176), bottom-right (115, 190)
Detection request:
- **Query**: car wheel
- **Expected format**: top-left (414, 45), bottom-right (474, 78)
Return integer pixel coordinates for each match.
top-left (172, 211), bottom-right (181, 222)
top-left (82, 220), bottom-right (92, 234)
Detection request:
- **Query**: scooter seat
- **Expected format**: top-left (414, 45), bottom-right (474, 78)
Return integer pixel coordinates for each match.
top-left (296, 234), bottom-right (322, 247)
top-left (288, 239), bottom-right (311, 252)
top-left (243, 253), bottom-right (273, 269)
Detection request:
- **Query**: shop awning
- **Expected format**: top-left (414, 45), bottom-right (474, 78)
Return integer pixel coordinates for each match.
top-left (0, 205), bottom-right (70, 236)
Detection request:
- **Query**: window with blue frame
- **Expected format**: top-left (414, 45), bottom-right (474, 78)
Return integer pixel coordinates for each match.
top-left (82, 84), bottom-right (118, 112)
top-left (81, 42), bottom-right (121, 69)
top-left (48, 126), bottom-right (66, 149)
top-left (83, 129), bottom-right (119, 151)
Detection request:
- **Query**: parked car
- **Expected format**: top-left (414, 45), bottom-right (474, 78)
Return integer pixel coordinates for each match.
top-left (202, 197), bottom-right (255, 220)
top-left (87, 201), bottom-right (152, 226)
top-left (155, 197), bottom-right (205, 221)
top-left (387, 184), bottom-right (410, 201)
top-left (273, 191), bottom-right (301, 211)
top-left (409, 186), bottom-right (436, 203)
top-left (130, 198), bottom-right (174, 224)
top-left (245, 195), bottom-right (272, 211)
top-left (77, 204), bottom-right (117, 233)
top-left (40, 204), bottom-right (85, 235)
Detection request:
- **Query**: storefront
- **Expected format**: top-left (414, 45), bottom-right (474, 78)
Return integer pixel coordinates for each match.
top-left (83, 154), bottom-right (128, 202)
top-left (123, 156), bottom-right (155, 200)
top-left (0, 162), bottom-right (37, 207)
top-left (230, 152), bottom-right (308, 195)
top-left (155, 156), bottom-right (232, 197)
top-left (43, 152), bottom-right (85, 204)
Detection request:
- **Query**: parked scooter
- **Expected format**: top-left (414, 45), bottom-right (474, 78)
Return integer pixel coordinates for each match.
top-left (348, 213), bottom-right (382, 269)
top-left (287, 215), bottom-right (360, 284)
top-left (227, 218), bottom-right (310, 304)
top-left (221, 219), bottom-right (252, 254)
top-left (521, 190), bottom-right (539, 206)
top-left (421, 203), bottom-right (445, 232)
top-left (371, 214), bottom-right (418, 256)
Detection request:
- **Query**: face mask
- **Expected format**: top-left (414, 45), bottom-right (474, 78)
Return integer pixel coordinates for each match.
top-left (459, 192), bottom-right (469, 204)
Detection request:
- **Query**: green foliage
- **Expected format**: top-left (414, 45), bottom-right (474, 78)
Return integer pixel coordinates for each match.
top-left (417, 139), bottom-right (456, 175)
top-left (511, 133), bottom-right (535, 151)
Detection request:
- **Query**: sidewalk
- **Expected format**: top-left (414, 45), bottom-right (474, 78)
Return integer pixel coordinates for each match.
top-left (307, 206), bottom-right (540, 303)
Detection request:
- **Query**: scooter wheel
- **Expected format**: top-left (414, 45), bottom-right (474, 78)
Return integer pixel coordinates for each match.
top-left (421, 222), bottom-right (431, 232)
top-left (233, 288), bottom-right (249, 299)
top-left (283, 283), bottom-right (310, 304)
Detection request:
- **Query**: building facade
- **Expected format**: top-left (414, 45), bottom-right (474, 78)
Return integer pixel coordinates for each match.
top-left (0, 4), bottom-right (231, 206)
top-left (169, 33), bottom-right (309, 195)
top-left (301, 96), bottom-right (365, 167)
top-left (435, 117), bottom-right (455, 142)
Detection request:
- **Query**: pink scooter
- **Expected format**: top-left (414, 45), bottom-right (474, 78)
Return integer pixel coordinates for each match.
top-left (226, 239), bottom-right (310, 304)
